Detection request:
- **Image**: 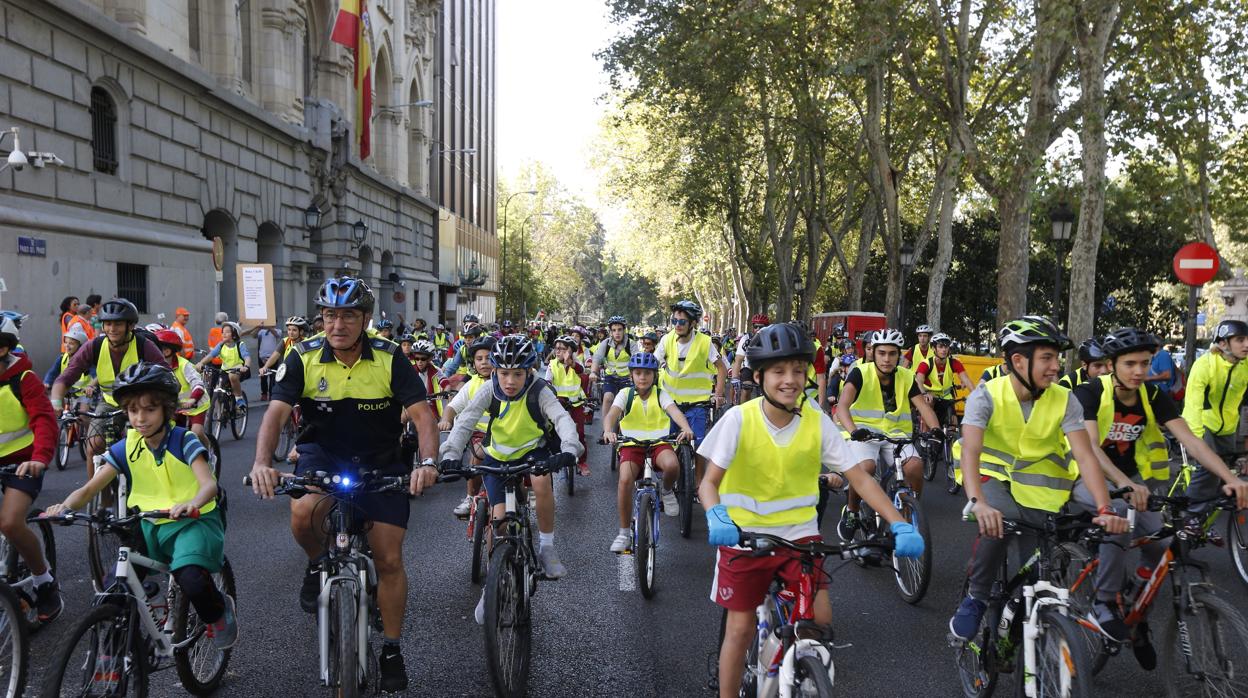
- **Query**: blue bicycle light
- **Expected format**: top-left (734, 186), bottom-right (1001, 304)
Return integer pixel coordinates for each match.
top-left (342, 476), bottom-right (352, 486)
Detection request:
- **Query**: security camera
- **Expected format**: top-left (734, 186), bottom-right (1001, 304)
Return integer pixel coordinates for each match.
top-left (6, 149), bottom-right (26, 172)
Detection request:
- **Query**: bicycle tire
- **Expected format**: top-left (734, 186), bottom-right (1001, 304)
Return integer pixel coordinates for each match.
top-left (330, 582), bottom-right (360, 697)
top-left (1228, 509), bottom-right (1248, 590)
top-left (40, 601), bottom-right (147, 698)
top-left (922, 445), bottom-right (937, 482)
top-left (484, 541), bottom-right (531, 698)
top-left (86, 491), bottom-right (122, 594)
top-left (76, 422), bottom-right (86, 461)
top-left (677, 443), bottom-right (696, 539)
top-left (230, 395), bottom-right (248, 440)
top-left (1159, 586), bottom-right (1248, 698)
top-left (1048, 542), bottom-right (1105, 673)
top-left (793, 653), bottom-right (835, 697)
top-left (893, 491), bottom-right (931, 604)
top-left (564, 461), bottom-right (575, 497)
top-left (208, 398), bottom-right (224, 442)
top-left (1020, 608), bottom-right (1092, 698)
top-left (609, 442), bottom-right (619, 474)
top-left (275, 416), bottom-right (296, 462)
top-left (635, 491), bottom-right (657, 599)
top-left (56, 423), bottom-right (71, 471)
top-left (0, 582), bottom-right (28, 698)
top-left (471, 497), bottom-right (488, 585)
top-left (173, 558), bottom-right (236, 695)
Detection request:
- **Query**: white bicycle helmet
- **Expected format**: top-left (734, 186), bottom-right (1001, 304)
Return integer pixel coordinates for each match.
top-left (932, 332), bottom-right (952, 345)
top-left (870, 328), bottom-right (905, 349)
top-left (410, 339), bottom-right (436, 356)
top-left (63, 325), bottom-right (90, 345)
top-left (916, 324), bottom-right (935, 335)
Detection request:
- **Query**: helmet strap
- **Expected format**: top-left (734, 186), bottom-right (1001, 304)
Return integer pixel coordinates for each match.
top-left (1005, 346), bottom-right (1045, 400)
top-left (758, 366), bottom-right (805, 417)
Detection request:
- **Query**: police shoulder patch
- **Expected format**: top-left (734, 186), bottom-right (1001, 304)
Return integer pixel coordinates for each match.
top-left (370, 337), bottom-right (399, 355)
top-left (296, 337), bottom-right (324, 354)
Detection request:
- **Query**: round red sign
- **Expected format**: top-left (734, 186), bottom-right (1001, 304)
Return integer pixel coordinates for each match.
top-left (1173, 242), bottom-right (1220, 286)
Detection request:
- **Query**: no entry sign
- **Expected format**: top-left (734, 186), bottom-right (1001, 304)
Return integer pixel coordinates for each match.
top-left (1173, 242), bottom-right (1220, 286)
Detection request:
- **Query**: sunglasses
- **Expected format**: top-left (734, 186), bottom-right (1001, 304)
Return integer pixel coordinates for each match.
top-left (671, 317), bottom-right (690, 326)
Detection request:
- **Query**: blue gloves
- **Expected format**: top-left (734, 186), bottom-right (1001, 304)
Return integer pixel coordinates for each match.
top-left (890, 521), bottom-right (925, 558)
top-left (706, 505), bottom-right (739, 547)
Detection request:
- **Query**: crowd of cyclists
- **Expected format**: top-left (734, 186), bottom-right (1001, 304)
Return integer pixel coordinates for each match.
top-left (1, 281), bottom-right (1247, 697)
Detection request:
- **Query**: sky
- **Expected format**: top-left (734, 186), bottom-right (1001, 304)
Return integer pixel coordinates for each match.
top-left (496, 0), bottom-right (616, 219)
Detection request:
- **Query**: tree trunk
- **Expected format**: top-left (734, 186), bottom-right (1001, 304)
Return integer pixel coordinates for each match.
top-left (1066, 0), bottom-right (1119, 346)
top-left (848, 195), bottom-right (879, 311)
top-left (926, 144), bottom-right (963, 330)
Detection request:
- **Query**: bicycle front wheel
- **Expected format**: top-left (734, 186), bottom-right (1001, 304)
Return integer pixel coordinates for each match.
top-left (955, 578), bottom-right (999, 698)
top-left (1020, 608), bottom-right (1092, 698)
top-left (893, 492), bottom-right (931, 604)
top-left (56, 423), bottom-right (71, 471)
top-left (471, 497), bottom-right (488, 585)
top-left (230, 395), bottom-right (248, 440)
top-left (484, 541), bottom-right (531, 698)
top-left (330, 582), bottom-right (361, 698)
top-left (1160, 586), bottom-right (1248, 698)
top-left (86, 490), bottom-right (122, 593)
top-left (41, 602), bottom-right (147, 698)
top-left (564, 461), bottom-right (575, 497)
top-left (677, 443), bottom-right (696, 539)
top-left (793, 653), bottom-right (835, 697)
top-left (635, 491), bottom-right (657, 600)
top-left (1228, 509), bottom-right (1248, 590)
top-left (173, 559), bottom-right (236, 696)
top-left (208, 398), bottom-right (224, 442)
top-left (0, 582), bottom-right (28, 698)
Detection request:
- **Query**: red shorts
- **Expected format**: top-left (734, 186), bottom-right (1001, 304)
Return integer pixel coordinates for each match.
top-left (711, 536), bottom-right (827, 612)
top-left (176, 412), bottom-right (207, 427)
top-left (618, 444), bottom-right (674, 472)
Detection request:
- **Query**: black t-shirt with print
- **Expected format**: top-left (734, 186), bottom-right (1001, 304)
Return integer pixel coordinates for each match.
top-left (1074, 379), bottom-right (1179, 477)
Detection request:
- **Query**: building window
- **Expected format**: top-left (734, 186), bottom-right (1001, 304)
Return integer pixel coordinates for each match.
top-left (90, 87), bottom-right (118, 175)
top-left (188, 0), bottom-right (201, 58)
top-left (117, 263), bottom-right (148, 313)
top-left (428, 290), bottom-right (434, 312)
top-left (240, 0), bottom-right (253, 87)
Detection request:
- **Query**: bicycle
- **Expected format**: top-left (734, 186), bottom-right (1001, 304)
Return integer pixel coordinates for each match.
top-left (953, 500), bottom-right (1101, 698)
top-left (274, 403), bottom-right (302, 464)
top-left (461, 485), bottom-right (491, 585)
top-left (0, 580), bottom-right (27, 698)
top-left (612, 438), bottom-right (683, 599)
top-left (554, 397), bottom-right (582, 498)
top-left (243, 469), bottom-right (409, 697)
top-left (440, 454), bottom-right (561, 698)
top-left (1064, 492), bottom-right (1248, 694)
top-left (719, 532), bottom-right (890, 697)
top-left (203, 367), bottom-right (248, 442)
top-left (0, 466), bottom-right (57, 634)
top-left (38, 506), bottom-right (237, 697)
top-left (1166, 443), bottom-right (1248, 589)
top-left (922, 395), bottom-right (964, 495)
top-left (845, 432), bottom-right (934, 604)
top-left (54, 392), bottom-right (90, 470)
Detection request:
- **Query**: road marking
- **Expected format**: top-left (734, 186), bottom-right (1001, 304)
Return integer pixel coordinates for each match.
top-left (1179, 259), bottom-right (1215, 269)
top-left (618, 553), bottom-right (636, 591)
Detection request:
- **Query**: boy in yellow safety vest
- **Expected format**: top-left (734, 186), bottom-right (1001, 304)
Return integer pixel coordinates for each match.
top-left (46, 362), bottom-right (237, 649)
top-left (1183, 319), bottom-right (1248, 510)
top-left (698, 323), bottom-right (924, 698)
top-left (948, 316), bottom-right (1128, 643)
top-left (544, 335), bottom-right (590, 475)
top-left (602, 351), bottom-right (695, 553)
top-left (1071, 327), bottom-right (1248, 652)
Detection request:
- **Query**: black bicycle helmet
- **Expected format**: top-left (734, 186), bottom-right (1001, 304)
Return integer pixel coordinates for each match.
top-left (607, 315), bottom-right (626, 328)
top-left (112, 361), bottom-right (180, 403)
top-left (376, 319), bottom-right (394, 331)
top-left (1215, 320), bottom-right (1248, 341)
top-left (1077, 338), bottom-right (1106, 363)
top-left (463, 314), bottom-right (480, 325)
top-left (491, 335), bottom-right (538, 370)
top-left (98, 298), bottom-right (140, 323)
top-left (669, 300), bottom-right (704, 324)
top-left (315, 276), bottom-right (375, 312)
top-left (1101, 328), bottom-right (1161, 359)
top-left (468, 336), bottom-right (496, 355)
top-left (744, 323), bottom-right (815, 414)
top-left (998, 315), bottom-right (1072, 353)
top-left (462, 323), bottom-right (484, 337)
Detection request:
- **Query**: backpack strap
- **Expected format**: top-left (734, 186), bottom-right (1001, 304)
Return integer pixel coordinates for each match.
top-left (624, 387), bottom-right (637, 414)
top-left (5, 371), bottom-right (28, 409)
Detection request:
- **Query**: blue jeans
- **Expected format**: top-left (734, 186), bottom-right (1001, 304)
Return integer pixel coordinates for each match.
top-left (671, 405), bottom-right (708, 446)
top-left (480, 447), bottom-right (555, 504)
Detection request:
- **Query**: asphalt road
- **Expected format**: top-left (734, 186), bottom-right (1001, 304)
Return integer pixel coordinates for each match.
top-left (21, 401), bottom-right (1248, 697)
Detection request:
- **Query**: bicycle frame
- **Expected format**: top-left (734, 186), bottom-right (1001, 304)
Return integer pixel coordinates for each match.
top-left (631, 453), bottom-right (663, 550)
top-left (315, 493), bottom-right (378, 687)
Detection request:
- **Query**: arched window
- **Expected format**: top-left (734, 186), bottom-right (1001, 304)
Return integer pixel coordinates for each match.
top-left (90, 87), bottom-right (118, 175)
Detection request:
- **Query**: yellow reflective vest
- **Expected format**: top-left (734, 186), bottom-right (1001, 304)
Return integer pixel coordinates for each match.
top-left (660, 331), bottom-right (715, 404)
top-left (118, 428), bottom-right (216, 524)
top-left (548, 358), bottom-right (585, 406)
top-left (618, 387), bottom-right (671, 444)
top-left (719, 398), bottom-right (822, 528)
top-left (1182, 351), bottom-right (1248, 438)
top-left (484, 381), bottom-right (548, 462)
top-left (849, 363), bottom-right (915, 437)
top-left (95, 337), bottom-right (141, 406)
top-left (0, 371), bottom-right (35, 457)
top-left (1092, 375), bottom-right (1169, 482)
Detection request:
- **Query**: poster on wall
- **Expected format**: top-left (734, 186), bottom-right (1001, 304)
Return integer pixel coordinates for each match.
top-left (235, 263), bottom-right (276, 327)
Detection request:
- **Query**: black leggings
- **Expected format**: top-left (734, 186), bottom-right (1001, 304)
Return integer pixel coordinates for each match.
top-left (174, 565), bottom-right (226, 624)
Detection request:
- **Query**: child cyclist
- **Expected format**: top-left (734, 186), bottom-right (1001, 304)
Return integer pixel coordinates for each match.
top-left (440, 336), bottom-right (496, 518)
top-left (601, 352), bottom-right (695, 552)
top-left (545, 335), bottom-right (591, 475)
top-left (45, 362), bottom-right (236, 648)
top-left (697, 323), bottom-right (924, 698)
top-left (153, 329), bottom-right (210, 444)
top-left (438, 336), bottom-right (582, 623)
top-left (195, 321), bottom-right (252, 408)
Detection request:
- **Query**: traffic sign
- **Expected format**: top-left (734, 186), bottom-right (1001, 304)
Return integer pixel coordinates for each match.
top-left (1173, 242), bottom-right (1220, 286)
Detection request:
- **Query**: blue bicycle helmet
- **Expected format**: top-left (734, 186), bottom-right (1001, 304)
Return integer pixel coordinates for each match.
top-left (315, 276), bottom-right (375, 312)
top-left (628, 352), bottom-right (660, 371)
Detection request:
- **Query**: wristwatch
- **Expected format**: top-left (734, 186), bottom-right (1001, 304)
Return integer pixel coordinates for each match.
top-left (419, 458), bottom-right (435, 468)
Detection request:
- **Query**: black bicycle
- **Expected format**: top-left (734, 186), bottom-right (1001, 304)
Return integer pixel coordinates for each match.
top-left (203, 367), bottom-right (248, 442)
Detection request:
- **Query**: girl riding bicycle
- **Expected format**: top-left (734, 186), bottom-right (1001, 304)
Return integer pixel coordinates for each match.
top-left (195, 321), bottom-right (251, 408)
top-left (153, 329), bottom-right (209, 444)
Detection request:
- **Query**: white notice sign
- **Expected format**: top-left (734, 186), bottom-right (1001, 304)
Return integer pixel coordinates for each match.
top-left (235, 263), bottom-right (276, 327)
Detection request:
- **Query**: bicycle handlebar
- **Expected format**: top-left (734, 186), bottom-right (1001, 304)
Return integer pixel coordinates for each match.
top-left (437, 454), bottom-right (560, 483)
top-left (34, 508), bottom-right (199, 530)
top-left (242, 470), bottom-right (410, 497)
top-left (738, 531), bottom-right (892, 559)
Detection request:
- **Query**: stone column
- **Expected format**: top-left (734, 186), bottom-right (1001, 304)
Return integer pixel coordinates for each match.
top-left (258, 3), bottom-right (296, 120)
top-left (200, 0), bottom-right (243, 94)
top-left (108, 0), bottom-right (148, 36)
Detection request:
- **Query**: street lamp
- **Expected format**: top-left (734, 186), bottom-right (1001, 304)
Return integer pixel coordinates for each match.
top-left (1050, 202), bottom-right (1075, 319)
top-left (302, 203), bottom-right (323, 240)
top-left (519, 212), bottom-right (554, 322)
top-left (794, 276), bottom-right (805, 320)
top-left (501, 190), bottom-right (538, 320)
top-left (350, 219), bottom-right (369, 250)
top-left (898, 241), bottom-right (916, 330)
top-left (371, 99), bottom-right (433, 119)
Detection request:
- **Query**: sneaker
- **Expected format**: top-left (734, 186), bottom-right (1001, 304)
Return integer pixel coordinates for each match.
top-left (538, 545), bottom-right (567, 579)
top-left (378, 646), bottom-right (409, 693)
top-left (474, 590), bottom-right (486, 625)
top-left (610, 532), bottom-right (632, 553)
top-left (452, 496), bottom-right (473, 518)
top-left (1132, 621), bottom-right (1157, 670)
top-left (1092, 601), bottom-right (1129, 642)
top-left (577, 462), bottom-right (590, 477)
top-left (35, 580), bottom-right (63, 623)
top-left (836, 507), bottom-right (860, 542)
top-left (948, 596), bottom-right (987, 642)
top-left (661, 489), bottom-right (679, 517)
top-left (235, 397), bottom-right (246, 408)
top-left (300, 562), bottom-right (320, 613)
top-left (206, 595), bottom-right (238, 650)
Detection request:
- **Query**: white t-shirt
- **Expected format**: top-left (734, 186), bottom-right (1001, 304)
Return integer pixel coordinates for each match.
top-left (611, 387), bottom-right (675, 413)
top-left (698, 400), bottom-right (853, 540)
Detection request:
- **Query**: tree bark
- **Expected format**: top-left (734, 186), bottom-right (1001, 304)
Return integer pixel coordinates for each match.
top-left (848, 194), bottom-right (879, 311)
top-left (926, 143), bottom-right (963, 330)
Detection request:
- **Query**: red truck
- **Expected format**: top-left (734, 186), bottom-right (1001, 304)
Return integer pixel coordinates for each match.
top-left (811, 312), bottom-right (887, 355)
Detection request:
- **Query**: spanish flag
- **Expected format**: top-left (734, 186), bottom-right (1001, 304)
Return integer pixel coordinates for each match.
top-left (330, 0), bottom-right (373, 160)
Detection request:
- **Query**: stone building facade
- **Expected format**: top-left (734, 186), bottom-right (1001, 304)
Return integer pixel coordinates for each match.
top-left (0, 0), bottom-right (498, 362)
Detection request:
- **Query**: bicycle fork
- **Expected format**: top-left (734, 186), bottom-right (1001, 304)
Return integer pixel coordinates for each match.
top-left (1019, 581), bottom-right (1072, 698)
top-left (317, 568), bottom-right (367, 686)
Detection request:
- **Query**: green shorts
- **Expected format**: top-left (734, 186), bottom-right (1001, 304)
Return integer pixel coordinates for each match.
top-left (140, 508), bottom-right (225, 573)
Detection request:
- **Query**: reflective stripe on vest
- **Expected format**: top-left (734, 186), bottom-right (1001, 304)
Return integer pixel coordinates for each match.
top-left (122, 428), bottom-right (216, 524)
top-left (618, 388), bottom-right (671, 443)
top-left (0, 372), bottom-right (34, 457)
top-left (660, 332), bottom-right (714, 403)
top-left (718, 398), bottom-right (822, 528)
top-left (548, 359), bottom-right (585, 405)
top-left (96, 338), bottom-right (140, 406)
top-left (604, 343), bottom-right (630, 377)
top-left (1094, 374), bottom-right (1168, 482)
top-left (849, 363), bottom-right (914, 437)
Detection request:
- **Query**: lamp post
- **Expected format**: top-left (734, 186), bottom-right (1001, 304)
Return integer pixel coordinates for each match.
top-left (794, 276), bottom-right (805, 321)
top-left (501, 190), bottom-right (538, 320)
top-left (302, 203), bottom-right (323, 241)
top-left (519, 212), bottom-right (553, 322)
top-left (350, 219), bottom-right (368, 250)
top-left (898, 241), bottom-right (916, 330)
top-left (1050, 202), bottom-right (1075, 320)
